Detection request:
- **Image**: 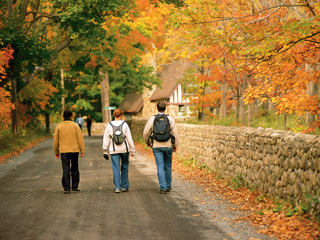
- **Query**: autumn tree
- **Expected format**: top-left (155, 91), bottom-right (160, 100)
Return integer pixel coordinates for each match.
top-left (158, 0), bottom-right (320, 129)
top-left (0, 0), bottom-right (133, 131)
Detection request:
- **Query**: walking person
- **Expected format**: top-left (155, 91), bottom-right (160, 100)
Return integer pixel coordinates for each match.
top-left (86, 114), bottom-right (92, 137)
top-left (143, 101), bottom-right (179, 194)
top-left (76, 113), bottom-right (84, 130)
top-left (102, 109), bottom-right (135, 193)
top-left (53, 109), bottom-right (85, 194)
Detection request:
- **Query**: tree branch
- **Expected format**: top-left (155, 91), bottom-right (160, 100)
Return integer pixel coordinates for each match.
top-left (277, 31), bottom-right (320, 55)
top-left (180, 3), bottom-right (310, 25)
top-left (24, 37), bottom-right (73, 84)
top-left (20, 0), bottom-right (31, 20)
top-left (26, 11), bottom-right (60, 18)
top-left (305, 1), bottom-right (316, 17)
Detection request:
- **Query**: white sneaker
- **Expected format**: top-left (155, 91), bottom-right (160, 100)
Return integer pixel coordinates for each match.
top-left (114, 189), bottom-right (121, 193)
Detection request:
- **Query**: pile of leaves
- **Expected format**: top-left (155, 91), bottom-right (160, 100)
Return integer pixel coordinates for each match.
top-left (135, 143), bottom-right (320, 240)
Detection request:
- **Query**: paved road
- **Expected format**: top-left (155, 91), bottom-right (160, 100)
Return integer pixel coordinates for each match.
top-left (0, 135), bottom-right (274, 240)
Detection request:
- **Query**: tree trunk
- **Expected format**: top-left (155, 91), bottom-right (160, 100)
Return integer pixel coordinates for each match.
top-left (262, 100), bottom-right (268, 116)
top-left (220, 82), bottom-right (227, 118)
top-left (284, 113), bottom-right (287, 131)
top-left (268, 99), bottom-right (275, 112)
top-left (236, 86), bottom-right (240, 122)
top-left (44, 70), bottom-right (54, 133)
top-left (100, 71), bottom-right (110, 123)
top-left (215, 104), bottom-right (220, 118)
top-left (253, 100), bottom-right (258, 115)
top-left (45, 112), bottom-right (50, 133)
top-left (198, 107), bottom-right (203, 120)
top-left (306, 81), bottom-right (316, 125)
top-left (240, 97), bottom-right (245, 125)
top-left (61, 69), bottom-right (65, 113)
top-left (247, 102), bottom-right (251, 127)
top-left (220, 58), bottom-right (227, 119)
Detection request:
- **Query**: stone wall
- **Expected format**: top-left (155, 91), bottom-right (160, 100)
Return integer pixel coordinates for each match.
top-left (51, 120), bottom-right (320, 207)
top-left (125, 119), bottom-right (320, 207)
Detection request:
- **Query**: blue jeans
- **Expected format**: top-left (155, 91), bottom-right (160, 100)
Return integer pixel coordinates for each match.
top-left (110, 153), bottom-right (129, 190)
top-left (152, 148), bottom-right (173, 190)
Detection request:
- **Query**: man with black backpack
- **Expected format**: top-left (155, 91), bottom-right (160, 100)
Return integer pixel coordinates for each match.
top-left (102, 109), bottom-right (135, 193)
top-left (143, 101), bottom-right (179, 194)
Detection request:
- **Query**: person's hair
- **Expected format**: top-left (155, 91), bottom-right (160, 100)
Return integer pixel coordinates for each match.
top-left (113, 109), bottom-right (124, 118)
top-left (63, 109), bottom-right (73, 120)
top-left (157, 101), bottom-right (166, 112)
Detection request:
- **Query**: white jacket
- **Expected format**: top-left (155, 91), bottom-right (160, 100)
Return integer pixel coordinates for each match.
top-left (102, 120), bottom-right (135, 155)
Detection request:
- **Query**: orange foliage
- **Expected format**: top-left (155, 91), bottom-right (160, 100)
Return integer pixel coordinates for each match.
top-left (162, 0), bottom-right (320, 122)
top-left (0, 45), bottom-right (13, 78)
top-left (0, 88), bottom-right (14, 131)
top-left (0, 45), bottom-right (14, 131)
top-left (18, 78), bottom-right (58, 111)
top-left (84, 54), bottom-right (98, 69)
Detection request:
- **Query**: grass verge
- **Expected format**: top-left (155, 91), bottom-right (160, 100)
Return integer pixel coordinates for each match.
top-left (0, 128), bottom-right (51, 164)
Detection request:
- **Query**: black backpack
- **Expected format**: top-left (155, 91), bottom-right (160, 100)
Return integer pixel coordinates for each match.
top-left (152, 114), bottom-right (172, 142)
top-left (109, 121), bottom-right (128, 151)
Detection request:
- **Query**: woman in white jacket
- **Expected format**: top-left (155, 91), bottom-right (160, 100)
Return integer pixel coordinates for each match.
top-left (102, 109), bottom-right (135, 193)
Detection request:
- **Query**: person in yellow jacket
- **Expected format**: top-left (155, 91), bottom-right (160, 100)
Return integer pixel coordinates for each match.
top-left (54, 109), bottom-right (85, 194)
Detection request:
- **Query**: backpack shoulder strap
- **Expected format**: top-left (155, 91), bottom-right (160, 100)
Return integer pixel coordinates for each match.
top-left (119, 121), bottom-right (125, 129)
top-left (109, 122), bottom-right (116, 129)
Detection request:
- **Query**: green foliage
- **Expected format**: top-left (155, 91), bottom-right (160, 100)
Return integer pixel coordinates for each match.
top-left (272, 203), bottom-right (285, 213)
top-left (1, 0), bottom-right (136, 130)
top-left (183, 157), bottom-right (197, 167)
top-left (284, 206), bottom-right (299, 217)
top-left (231, 173), bottom-right (245, 189)
top-left (257, 194), bottom-right (267, 203)
top-left (159, 0), bottom-right (184, 8)
top-left (199, 163), bottom-right (209, 170)
top-left (108, 55), bottom-right (161, 106)
top-left (301, 191), bottom-right (320, 222)
top-left (255, 210), bottom-right (265, 215)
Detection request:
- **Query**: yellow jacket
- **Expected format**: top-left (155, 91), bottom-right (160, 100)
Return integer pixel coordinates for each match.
top-left (53, 120), bottom-right (85, 155)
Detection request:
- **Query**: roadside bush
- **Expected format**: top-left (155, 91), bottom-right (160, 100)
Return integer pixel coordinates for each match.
top-left (0, 128), bottom-right (50, 157)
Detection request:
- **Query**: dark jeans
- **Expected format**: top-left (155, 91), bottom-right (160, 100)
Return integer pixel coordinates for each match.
top-left (87, 125), bottom-right (91, 136)
top-left (61, 153), bottom-right (80, 191)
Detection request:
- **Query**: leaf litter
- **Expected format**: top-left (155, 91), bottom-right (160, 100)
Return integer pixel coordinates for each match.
top-left (136, 143), bottom-right (320, 240)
